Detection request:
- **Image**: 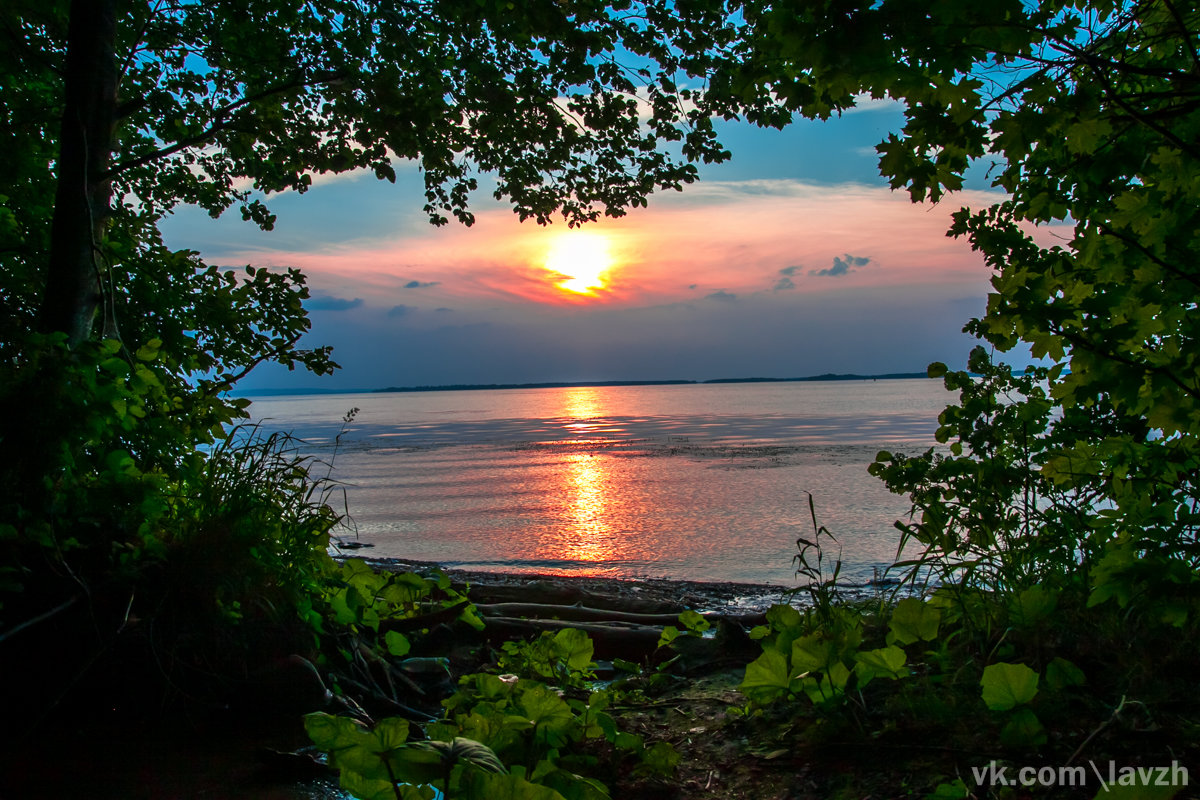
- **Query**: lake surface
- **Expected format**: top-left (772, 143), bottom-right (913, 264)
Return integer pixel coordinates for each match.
top-left (247, 380), bottom-right (952, 587)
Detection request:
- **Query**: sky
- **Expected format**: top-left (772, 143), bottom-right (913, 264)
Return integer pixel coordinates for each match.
top-left (159, 99), bottom-right (1032, 392)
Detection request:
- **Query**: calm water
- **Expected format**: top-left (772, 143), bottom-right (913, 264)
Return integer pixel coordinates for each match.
top-left (248, 380), bottom-right (952, 586)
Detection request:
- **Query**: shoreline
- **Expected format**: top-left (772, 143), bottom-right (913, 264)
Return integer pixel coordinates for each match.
top-left (345, 554), bottom-right (894, 612)
top-left (350, 554), bottom-right (791, 611)
top-left (236, 371), bottom-right (933, 397)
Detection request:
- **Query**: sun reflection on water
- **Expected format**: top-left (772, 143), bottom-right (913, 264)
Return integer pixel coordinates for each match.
top-left (561, 387), bottom-right (602, 420)
top-left (545, 388), bottom-right (620, 565)
top-left (556, 452), bottom-right (617, 563)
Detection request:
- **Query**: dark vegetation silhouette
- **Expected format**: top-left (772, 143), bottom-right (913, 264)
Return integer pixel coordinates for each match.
top-left (1, 0), bottom-right (1196, 797)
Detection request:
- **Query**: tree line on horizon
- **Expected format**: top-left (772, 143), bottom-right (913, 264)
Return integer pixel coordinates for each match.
top-left (1, 1), bottom-right (1196, 796)
top-left (278, 372), bottom-right (933, 395)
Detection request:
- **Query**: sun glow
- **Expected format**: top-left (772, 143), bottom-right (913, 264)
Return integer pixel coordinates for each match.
top-left (544, 231), bottom-right (613, 295)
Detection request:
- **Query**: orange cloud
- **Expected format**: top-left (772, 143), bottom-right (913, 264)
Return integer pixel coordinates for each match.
top-left (226, 179), bottom-right (1012, 312)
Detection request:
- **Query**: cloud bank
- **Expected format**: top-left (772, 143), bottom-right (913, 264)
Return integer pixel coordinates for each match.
top-left (307, 295), bottom-right (364, 311)
top-left (165, 176), bottom-right (1023, 390)
top-left (811, 254), bottom-right (871, 277)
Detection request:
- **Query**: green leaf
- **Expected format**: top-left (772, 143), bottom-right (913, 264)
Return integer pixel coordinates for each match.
top-left (336, 742), bottom-right (391, 782)
top-left (135, 339), bottom-right (162, 362)
top-left (677, 609), bottom-right (710, 634)
top-left (827, 661), bottom-right (851, 692)
top-left (379, 573), bottom-right (430, 605)
top-left (657, 626), bottom-right (681, 649)
top-left (765, 603), bottom-right (803, 633)
top-left (790, 634), bottom-right (834, 674)
top-left (536, 766), bottom-right (612, 800)
top-left (999, 707), bottom-right (1046, 748)
top-left (638, 741), bottom-right (681, 777)
top-left (740, 648), bottom-right (792, 703)
top-left (589, 711), bottom-right (617, 742)
top-left (887, 598), bottom-right (941, 645)
top-left (307, 714), bottom-right (410, 786)
top-left (613, 731), bottom-right (643, 752)
top-left (337, 768), bottom-right (396, 800)
top-left (410, 737), bottom-right (507, 774)
top-left (388, 744), bottom-right (452, 785)
top-left (305, 712), bottom-right (368, 752)
top-left (371, 717), bottom-right (410, 752)
top-left (385, 630), bottom-right (412, 657)
top-left (104, 449), bottom-right (136, 474)
top-left (464, 771), bottom-right (568, 800)
top-left (1009, 584), bottom-right (1058, 627)
top-left (425, 721), bottom-right (459, 742)
top-left (926, 779), bottom-right (970, 799)
top-left (518, 684), bottom-right (575, 739)
top-left (854, 646), bottom-right (908, 686)
top-left (457, 603), bottom-right (487, 631)
top-left (586, 690), bottom-right (610, 712)
top-left (801, 672), bottom-right (845, 706)
top-left (1044, 657), bottom-right (1086, 691)
top-left (980, 662), bottom-right (1039, 711)
top-left (552, 628), bottom-right (594, 672)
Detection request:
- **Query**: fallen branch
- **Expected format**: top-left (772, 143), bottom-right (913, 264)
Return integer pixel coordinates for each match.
top-left (377, 600), bottom-right (471, 633)
top-left (474, 602), bottom-right (765, 628)
top-left (335, 673), bottom-right (438, 723)
top-left (0, 595), bottom-right (81, 644)
top-left (455, 581), bottom-right (681, 614)
top-left (482, 616), bottom-right (669, 661)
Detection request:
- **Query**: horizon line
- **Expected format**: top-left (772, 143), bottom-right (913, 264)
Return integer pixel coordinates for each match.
top-left (235, 371), bottom-right (938, 397)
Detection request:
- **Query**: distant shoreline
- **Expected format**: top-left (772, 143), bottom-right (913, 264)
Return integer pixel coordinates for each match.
top-left (237, 372), bottom-right (931, 397)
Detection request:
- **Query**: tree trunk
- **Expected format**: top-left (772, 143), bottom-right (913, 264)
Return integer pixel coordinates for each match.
top-left (39, 0), bottom-right (118, 345)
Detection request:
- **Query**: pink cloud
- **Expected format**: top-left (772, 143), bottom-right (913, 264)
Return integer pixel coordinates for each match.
top-left (228, 180), bottom-right (1010, 312)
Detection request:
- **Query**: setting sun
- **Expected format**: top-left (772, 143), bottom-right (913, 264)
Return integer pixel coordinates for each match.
top-left (544, 231), bottom-right (612, 295)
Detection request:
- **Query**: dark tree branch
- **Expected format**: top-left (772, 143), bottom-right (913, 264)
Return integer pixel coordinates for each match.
top-left (1084, 60), bottom-right (1200, 161)
top-left (105, 72), bottom-right (345, 179)
top-left (1097, 224), bottom-right (1200, 291)
top-left (39, 0), bottom-right (119, 344)
top-left (198, 331), bottom-right (305, 397)
top-left (115, 0), bottom-right (164, 86)
top-left (0, 596), bottom-right (81, 644)
top-left (1033, 28), bottom-right (1200, 84)
top-left (1159, 0), bottom-right (1200, 75)
top-left (1054, 325), bottom-right (1200, 403)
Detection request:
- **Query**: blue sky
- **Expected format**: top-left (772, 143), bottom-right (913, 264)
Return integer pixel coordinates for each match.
top-left (160, 100), bottom-right (1023, 392)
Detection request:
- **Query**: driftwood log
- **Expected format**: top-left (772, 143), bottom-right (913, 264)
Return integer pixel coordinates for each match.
top-left (360, 562), bottom-right (778, 665)
top-left (452, 580), bottom-right (684, 613)
top-left (486, 615), bottom-right (760, 666)
top-left (473, 602), bottom-right (766, 628)
top-left (481, 616), bottom-right (666, 662)
top-left (440, 573), bottom-right (772, 662)
top-left (325, 568), bottom-right (779, 719)
top-left (471, 603), bottom-right (765, 664)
